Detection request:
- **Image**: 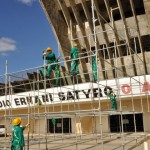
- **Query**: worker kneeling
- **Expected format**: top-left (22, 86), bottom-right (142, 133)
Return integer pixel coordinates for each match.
top-left (41, 47), bottom-right (60, 85)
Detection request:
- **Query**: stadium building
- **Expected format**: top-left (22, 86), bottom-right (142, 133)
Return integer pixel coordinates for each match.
top-left (0, 0), bottom-right (150, 149)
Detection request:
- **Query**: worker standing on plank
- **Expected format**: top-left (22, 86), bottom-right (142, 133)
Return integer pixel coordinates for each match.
top-left (41, 47), bottom-right (60, 85)
top-left (107, 90), bottom-right (117, 110)
top-left (70, 43), bottom-right (79, 75)
top-left (11, 117), bottom-right (29, 150)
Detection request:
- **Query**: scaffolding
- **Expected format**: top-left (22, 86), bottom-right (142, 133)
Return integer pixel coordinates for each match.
top-left (0, 0), bottom-right (150, 150)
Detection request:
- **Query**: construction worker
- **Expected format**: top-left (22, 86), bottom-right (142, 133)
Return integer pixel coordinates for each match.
top-left (107, 90), bottom-right (117, 110)
top-left (70, 43), bottom-right (79, 75)
top-left (91, 50), bottom-right (98, 82)
top-left (11, 117), bottom-right (29, 150)
top-left (41, 47), bottom-right (60, 85)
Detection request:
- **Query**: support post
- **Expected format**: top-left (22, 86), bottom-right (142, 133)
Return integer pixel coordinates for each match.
top-left (144, 142), bottom-right (149, 150)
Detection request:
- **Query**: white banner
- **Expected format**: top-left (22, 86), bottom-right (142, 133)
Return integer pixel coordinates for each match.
top-left (0, 75), bottom-right (149, 110)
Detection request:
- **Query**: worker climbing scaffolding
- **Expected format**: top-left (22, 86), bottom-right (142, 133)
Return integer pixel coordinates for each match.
top-left (70, 43), bottom-right (79, 75)
top-left (91, 50), bottom-right (98, 82)
top-left (41, 47), bottom-right (60, 85)
top-left (107, 90), bottom-right (117, 110)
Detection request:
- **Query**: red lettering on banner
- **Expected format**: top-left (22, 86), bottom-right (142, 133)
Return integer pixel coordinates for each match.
top-left (121, 84), bottom-right (131, 94)
top-left (142, 82), bottom-right (150, 92)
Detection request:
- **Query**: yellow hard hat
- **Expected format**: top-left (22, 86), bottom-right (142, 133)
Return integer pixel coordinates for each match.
top-left (13, 117), bottom-right (21, 125)
top-left (47, 47), bottom-right (52, 51)
top-left (73, 43), bottom-right (78, 47)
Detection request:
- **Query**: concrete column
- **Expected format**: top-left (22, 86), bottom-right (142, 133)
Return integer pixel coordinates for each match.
top-left (144, 142), bottom-right (149, 150)
top-left (144, 0), bottom-right (150, 31)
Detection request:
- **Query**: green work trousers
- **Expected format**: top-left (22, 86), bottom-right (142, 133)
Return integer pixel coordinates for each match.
top-left (55, 68), bottom-right (60, 85)
top-left (92, 60), bottom-right (97, 82)
top-left (11, 145), bottom-right (23, 150)
top-left (41, 64), bottom-right (55, 77)
top-left (41, 64), bottom-right (60, 85)
top-left (70, 60), bottom-right (79, 74)
top-left (110, 99), bottom-right (117, 110)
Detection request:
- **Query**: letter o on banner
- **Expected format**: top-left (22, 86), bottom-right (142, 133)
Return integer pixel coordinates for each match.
top-left (104, 86), bottom-right (112, 96)
top-left (121, 84), bottom-right (131, 94)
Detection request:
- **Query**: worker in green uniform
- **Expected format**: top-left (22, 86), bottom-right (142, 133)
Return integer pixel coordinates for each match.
top-left (70, 43), bottom-right (79, 75)
top-left (107, 90), bottom-right (117, 110)
top-left (52, 117), bottom-right (56, 126)
top-left (41, 47), bottom-right (60, 85)
top-left (11, 117), bottom-right (29, 150)
top-left (91, 50), bottom-right (98, 82)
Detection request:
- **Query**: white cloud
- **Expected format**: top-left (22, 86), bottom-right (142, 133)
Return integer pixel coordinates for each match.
top-left (17, 0), bottom-right (36, 5)
top-left (0, 37), bottom-right (17, 52)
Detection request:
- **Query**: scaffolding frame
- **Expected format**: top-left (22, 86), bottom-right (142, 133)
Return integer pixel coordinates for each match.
top-left (0, 1), bottom-right (150, 150)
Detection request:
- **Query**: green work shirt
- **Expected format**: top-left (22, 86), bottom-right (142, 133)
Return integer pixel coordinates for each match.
top-left (12, 125), bottom-right (25, 148)
top-left (70, 46), bottom-right (78, 59)
top-left (45, 52), bottom-right (56, 64)
top-left (52, 118), bottom-right (56, 126)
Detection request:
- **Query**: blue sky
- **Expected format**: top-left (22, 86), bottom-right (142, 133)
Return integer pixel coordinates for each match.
top-left (0, 0), bottom-right (58, 75)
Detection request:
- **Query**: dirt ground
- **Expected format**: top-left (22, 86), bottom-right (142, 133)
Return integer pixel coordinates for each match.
top-left (0, 132), bottom-right (150, 150)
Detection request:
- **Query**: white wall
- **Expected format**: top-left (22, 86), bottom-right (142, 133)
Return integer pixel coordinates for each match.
top-left (143, 112), bottom-right (150, 132)
top-left (34, 118), bottom-right (46, 134)
top-left (96, 116), bottom-right (109, 133)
